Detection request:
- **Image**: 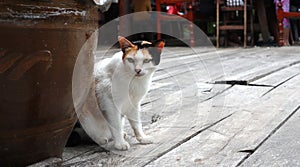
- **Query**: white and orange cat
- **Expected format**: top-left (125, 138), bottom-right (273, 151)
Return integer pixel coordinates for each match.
top-left (91, 36), bottom-right (165, 150)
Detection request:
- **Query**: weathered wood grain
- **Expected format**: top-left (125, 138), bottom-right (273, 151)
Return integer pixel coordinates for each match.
top-left (251, 63), bottom-right (300, 87)
top-left (62, 81), bottom-right (231, 166)
top-left (214, 48), bottom-right (300, 83)
top-left (147, 74), bottom-right (300, 167)
top-left (62, 82), bottom-right (232, 166)
top-left (62, 47), bottom-right (300, 167)
top-left (62, 145), bottom-right (97, 162)
top-left (153, 47), bottom-right (268, 82)
top-left (241, 107), bottom-right (300, 167)
top-left (28, 157), bottom-right (61, 167)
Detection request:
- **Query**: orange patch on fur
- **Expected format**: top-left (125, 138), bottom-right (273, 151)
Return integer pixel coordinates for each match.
top-left (122, 45), bottom-right (138, 60)
top-left (157, 41), bottom-right (165, 49)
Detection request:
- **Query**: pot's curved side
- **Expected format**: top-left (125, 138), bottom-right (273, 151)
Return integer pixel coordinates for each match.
top-left (0, 1), bottom-right (98, 166)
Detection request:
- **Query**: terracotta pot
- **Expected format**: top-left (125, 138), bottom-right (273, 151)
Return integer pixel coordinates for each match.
top-left (0, 1), bottom-right (98, 166)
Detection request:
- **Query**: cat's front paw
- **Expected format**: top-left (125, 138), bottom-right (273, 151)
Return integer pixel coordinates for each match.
top-left (114, 141), bottom-right (130, 150)
top-left (137, 136), bottom-right (153, 144)
top-left (97, 137), bottom-right (109, 145)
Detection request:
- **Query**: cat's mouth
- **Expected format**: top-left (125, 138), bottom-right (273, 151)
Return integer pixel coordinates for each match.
top-left (135, 73), bottom-right (145, 77)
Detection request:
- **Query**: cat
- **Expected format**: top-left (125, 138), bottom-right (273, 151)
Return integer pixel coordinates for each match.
top-left (91, 36), bottom-right (165, 150)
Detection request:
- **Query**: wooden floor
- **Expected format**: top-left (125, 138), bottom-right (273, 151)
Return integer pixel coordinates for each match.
top-left (62, 46), bottom-right (300, 167)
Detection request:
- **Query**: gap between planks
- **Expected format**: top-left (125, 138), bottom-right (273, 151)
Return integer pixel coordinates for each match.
top-left (236, 105), bottom-right (300, 166)
top-left (64, 47), bottom-right (300, 166)
top-left (142, 114), bottom-right (233, 167)
top-left (147, 73), bottom-right (300, 166)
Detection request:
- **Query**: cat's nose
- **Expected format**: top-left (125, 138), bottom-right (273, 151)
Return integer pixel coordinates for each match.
top-left (135, 69), bottom-right (141, 74)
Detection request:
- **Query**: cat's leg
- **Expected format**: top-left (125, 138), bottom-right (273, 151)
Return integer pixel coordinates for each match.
top-left (127, 107), bottom-right (153, 144)
top-left (97, 90), bottom-right (130, 150)
top-left (104, 106), bottom-right (130, 150)
top-left (121, 116), bottom-right (127, 138)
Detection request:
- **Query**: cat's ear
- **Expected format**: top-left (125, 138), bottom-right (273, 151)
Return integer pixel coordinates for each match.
top-left (150, 39), bottom-right (165, 65)
top-left (154, 39), bottom-right (165, 50)
top-left (118, 36), bottom-right (135, 53)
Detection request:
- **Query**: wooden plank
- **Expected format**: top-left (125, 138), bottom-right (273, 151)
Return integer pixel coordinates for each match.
top-left (63, 83), bottom-right (271, 166)
top-left (62, 82), bottom-right (233, 166)
top-left (241, 107), bottom-right (300, 166)
top-left (140, 51), bottom-right (234, 123)
top-left (251, 63), bottom-right (300, 86)
top-left (146, 85), bottom-right (271, 166)
top-left (62, 145), bottom-right (97, 162)
top-left (63, 47), bottom-right (300, 166)
top-left (139, 48), bottom-right (254, 123)
top-left (28, 158), bottom-right (61, 167)
top-left (153, 47), bottom-right (271, 82)
top-left (147, 74), bottom-right (300, 166)
top-left (152, 48), bottom-right (230, 82)
top-left (62, 147), bottom-right (113, 167)
top-left (141, 83), bottom-right (230, 125)
top-left (214, 47), bottom-right (300, 83)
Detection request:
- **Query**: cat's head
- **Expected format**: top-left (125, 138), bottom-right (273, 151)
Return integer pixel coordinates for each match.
top-left (118, 36), bottom-right (165, 77)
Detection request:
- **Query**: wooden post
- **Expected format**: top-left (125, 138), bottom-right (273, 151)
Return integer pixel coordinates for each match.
top-left (277, 0), bottom-right (284, 46)
top-left (250, 0), bottom-right (254, 46)
top-left (244, 0), bottom-right (247, 48)
top-left (216, 0), bottom-right (220, 48)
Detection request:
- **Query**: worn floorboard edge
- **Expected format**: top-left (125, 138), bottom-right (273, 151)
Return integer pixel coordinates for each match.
top-left (248, 60), bottom-right (300, 83)
top-left (216, 48), bottom-right (269, 59)
top-left (28, 157), bottom-right (62, 167)
top-left (63, 147), bottom-right (101, 163)
top-left (240, 105), bottom-right (300, 166)
top-left (236, 105), bottom-right (300, 167)
top-left (73, 84), bottom-right (270, 166)
top-left (212, 80), bottom-right (274, 87)
top-left (137, 83), bottom-right (234, 157)
top-left (200, 85), bottom-right (233, 103)
top-left (251, 63), bottom-right (300, 87)
top-left (153, 57), bottom-right (219, 82)
top-left (140, 82), bottom-right (231, 124)
top-left (142, 114), bottom-right (233, 167)
top-left (261, 73), bottom-right (300, 97)
top-left (216, 58), bottom-right (300, 85)
top-left (213, 71), bottom-right (300, 92)
top-left (214, 59), bottom-right (300, 85)
top-left (153, 48), bottom-right (270, 82)
top-left (145, 73), bottom-right (299, 166)
top-left (62, 82), bottom-right (232, 166)
top-left (62, 47), bottom-right (300, 166)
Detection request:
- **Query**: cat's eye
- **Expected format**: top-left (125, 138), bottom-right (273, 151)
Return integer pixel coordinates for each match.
top-left (127, 58), bottom-right (134, 63)
top-left (144, 59), bottom-right (152, 63)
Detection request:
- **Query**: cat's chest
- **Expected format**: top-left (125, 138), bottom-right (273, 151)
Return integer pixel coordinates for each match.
top-left (129, 78), bottom-right (150, 95)
top-left (128, 79), bottom-right (150, 99)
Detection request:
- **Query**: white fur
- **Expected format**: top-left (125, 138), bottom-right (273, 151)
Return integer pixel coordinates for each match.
top-left (93, 50), bottom-right (157, 150)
